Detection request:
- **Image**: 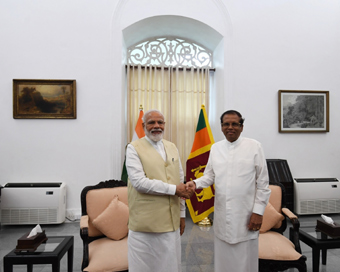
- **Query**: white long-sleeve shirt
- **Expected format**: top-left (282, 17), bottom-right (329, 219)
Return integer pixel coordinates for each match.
top-left (194, 136), bottom-right (271, 244)
top-left (126, 136), bottom-right (186, 218)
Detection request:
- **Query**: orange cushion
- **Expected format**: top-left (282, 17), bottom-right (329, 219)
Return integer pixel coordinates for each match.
top-left (92, 195), bottom-right (129, 240)
top-left (268, 185), bottom-right (282, 212)
top-left (260, 202), bottom-right (284, 233)
top-left (84, 236), bottom-right (128, 272)
top-left (259, 231), bottom-right (302, 260)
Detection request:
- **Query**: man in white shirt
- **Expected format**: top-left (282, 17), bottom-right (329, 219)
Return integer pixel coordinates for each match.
top-left (126, 109), bottom-right (190, 272)
top-left (186, 110), bottom-right (271, 272)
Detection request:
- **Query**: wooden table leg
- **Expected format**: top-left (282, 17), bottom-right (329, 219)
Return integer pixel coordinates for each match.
top-left (312, 248), bottom-right (320, 272)
top-left (3, 260), bottom-right (13, 272)
top-left (322, 249), bottom-right (327, 265)
top-left (67, 243), bottom-right (74, 272)
top-left (320, 232), bottom-right (328, 265)
top-left (52, 261), bottom-right (60, 272)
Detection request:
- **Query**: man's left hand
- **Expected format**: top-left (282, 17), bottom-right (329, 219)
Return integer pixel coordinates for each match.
top-left (247, 213), bottom-right (263, 231)
top-left (180, 218), bottom-right (185, 235)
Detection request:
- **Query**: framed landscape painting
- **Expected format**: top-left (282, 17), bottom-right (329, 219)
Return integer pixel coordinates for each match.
top-left (278, 90), bottom-right (329, 133)
top-left (13, 79), bottom-right (76, 119)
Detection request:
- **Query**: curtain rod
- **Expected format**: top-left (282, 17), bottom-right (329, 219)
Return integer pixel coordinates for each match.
top-left (125, 65), bottom-right (215, 72)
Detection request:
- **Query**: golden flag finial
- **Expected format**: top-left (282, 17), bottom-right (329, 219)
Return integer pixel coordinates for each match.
top-left (139, 105), bottom-right (143, 111)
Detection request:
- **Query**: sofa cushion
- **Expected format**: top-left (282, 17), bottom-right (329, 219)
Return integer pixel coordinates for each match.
top-left (87, 187), bottom-right (128, 237)
top-left (92, 195), bottom-right (129, 240)
top-left (260, 202), bottom-right (284, 233)
top-left (259, 231), bottom-right (302, 260)
top-left (84, 236), bottom-right (128, 272)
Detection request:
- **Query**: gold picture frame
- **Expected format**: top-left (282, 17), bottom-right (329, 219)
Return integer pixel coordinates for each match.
top-left (278, 90), bottom-right (329, 133)
top-left (13, 79), bottom-right (76, 119)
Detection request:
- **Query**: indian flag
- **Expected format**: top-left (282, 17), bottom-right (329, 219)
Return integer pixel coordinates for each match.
top-left (121, 109), bottom-right (145, 183)
top-left (131, 110), bottom-right (145, 141)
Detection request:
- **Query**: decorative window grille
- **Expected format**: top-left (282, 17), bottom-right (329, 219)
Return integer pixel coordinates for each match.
top-left (127, 37), bottom-right (213, 68)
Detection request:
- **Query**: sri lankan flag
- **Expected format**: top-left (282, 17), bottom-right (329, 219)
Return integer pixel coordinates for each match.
top-left (186, 105), bottom-right (215, 223)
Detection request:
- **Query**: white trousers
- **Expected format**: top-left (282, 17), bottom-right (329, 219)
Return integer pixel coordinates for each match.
top-left (128, 229), bottom-right (182, 272)
top-left (214, 235), bottom-right (258, 272)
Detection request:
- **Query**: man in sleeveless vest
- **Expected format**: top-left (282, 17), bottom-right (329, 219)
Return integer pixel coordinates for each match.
top-left (126, 109), bottom-right (191, 272)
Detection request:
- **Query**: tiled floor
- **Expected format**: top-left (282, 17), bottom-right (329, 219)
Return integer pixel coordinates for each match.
top-left (1, 213), bottom-right (340, 272)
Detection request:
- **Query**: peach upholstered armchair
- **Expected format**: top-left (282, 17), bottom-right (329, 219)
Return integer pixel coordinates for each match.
top-left (258, 181), bottom-right (307, 272)
top-left (80, 179), bottom-right (129, 272)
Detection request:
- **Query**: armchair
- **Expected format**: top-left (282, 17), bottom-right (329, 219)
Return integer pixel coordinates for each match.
top-left (80, 179), bottom-right (129, 272)
top-left (259, 181), bottom-right (307, 272)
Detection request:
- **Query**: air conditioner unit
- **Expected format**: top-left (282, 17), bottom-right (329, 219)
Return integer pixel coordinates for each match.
top-left (0, 182), bottom-right (66, 225)
top-left (294, 178), bottom-right (340, 215)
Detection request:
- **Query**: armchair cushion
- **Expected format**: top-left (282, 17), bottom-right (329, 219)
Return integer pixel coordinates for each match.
top-left (92, 195), bottom-right (129, 240)
top-left (259, 231), bottom-right (302, 261)
top-left (268, 185), bottom-right (282, 212)
top-left (80, 215), bottom-right (89, 229)
top-left (260, 202), bottom-right (284, 233)
top-left (84, 236), bottom-right (128, 272)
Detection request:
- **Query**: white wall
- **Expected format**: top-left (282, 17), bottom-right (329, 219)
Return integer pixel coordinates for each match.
top-left (227, 0), bottom-right (340, 179)
top-left (1, 0), bottom-right (339, 215)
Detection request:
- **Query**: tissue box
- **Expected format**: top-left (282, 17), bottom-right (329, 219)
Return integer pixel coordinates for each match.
top-left (15, 230), bottom-right (47, 252)
top-left (316, 220), bottom-right (340, 238)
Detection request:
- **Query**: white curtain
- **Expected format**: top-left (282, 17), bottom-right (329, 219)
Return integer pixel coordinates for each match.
top-left (170, 67), bottom-right (210, 171)
top-left (127, 64), bottom-right (171, 141)
top-left (127, 64), bottom-right (210, 171)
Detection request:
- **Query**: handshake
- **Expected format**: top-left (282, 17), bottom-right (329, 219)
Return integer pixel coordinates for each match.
top-left (175, 181), bottom-right (196, 199)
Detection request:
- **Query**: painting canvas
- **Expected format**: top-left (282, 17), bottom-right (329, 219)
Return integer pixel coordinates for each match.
top-left (279, 90), bottom-right (329, 132)
top-left (13, 79), bottom-right (76, 119)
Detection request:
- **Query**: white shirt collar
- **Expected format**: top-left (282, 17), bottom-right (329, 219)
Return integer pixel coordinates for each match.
top-left (226, 136), bottom-right (243, 146)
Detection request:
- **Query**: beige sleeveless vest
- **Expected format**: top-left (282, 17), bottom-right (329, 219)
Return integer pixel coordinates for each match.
top-left (128, 137), bottom-right (181, 232)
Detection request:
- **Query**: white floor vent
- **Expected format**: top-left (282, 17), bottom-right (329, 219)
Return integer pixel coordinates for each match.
top-left (299, 199), bottom-right (340, 215)
top-left (294, 178), bottom-right (340, 215)
top-left (1, 182), bottom-right (66, 225)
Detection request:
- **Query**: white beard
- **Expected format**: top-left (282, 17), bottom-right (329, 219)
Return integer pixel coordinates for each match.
top-left (145, 129), bottom-right (163, 142)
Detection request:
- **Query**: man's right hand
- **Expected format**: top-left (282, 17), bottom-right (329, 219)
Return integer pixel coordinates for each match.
top-left (185, 181), bottom-right (196, 195)
top-left (175, 183), bottom-right (192, 199)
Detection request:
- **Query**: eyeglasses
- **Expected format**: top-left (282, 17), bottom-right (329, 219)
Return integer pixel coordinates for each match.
top-left (221, 122), bottom-right (242, 128)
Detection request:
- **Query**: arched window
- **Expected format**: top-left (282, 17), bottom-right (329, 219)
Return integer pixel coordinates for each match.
top-left (128, 37), bottom-right (213, 68)
top-left (126, 37), bottom-right (214, 170)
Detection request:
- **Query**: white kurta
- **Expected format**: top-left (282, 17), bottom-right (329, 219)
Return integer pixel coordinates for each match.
top-left (126, 136), bottom-right (185, 272)
top-left (215, 235), bottom-right (258, 272)
top-left (194, 136), bottom-right (270, 272)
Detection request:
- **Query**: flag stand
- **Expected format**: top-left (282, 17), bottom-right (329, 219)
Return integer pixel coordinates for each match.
top-left (197, 216), bottom-right (213, 227)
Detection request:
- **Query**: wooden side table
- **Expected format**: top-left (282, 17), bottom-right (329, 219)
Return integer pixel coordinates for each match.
top-left (298, 227), bottom-right (340, 272)
top-left (3, 236), bottom-right (74, 272)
